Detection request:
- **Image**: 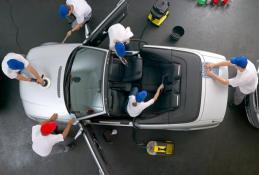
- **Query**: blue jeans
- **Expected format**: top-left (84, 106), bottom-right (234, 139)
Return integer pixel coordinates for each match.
top-left (130, 87), bottom-right (138, 96)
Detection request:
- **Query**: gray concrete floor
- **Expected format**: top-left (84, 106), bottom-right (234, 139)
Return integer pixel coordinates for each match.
top-left (1, 0), bottom-right (259, 175)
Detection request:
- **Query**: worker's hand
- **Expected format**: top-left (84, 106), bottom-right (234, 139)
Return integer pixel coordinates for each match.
top-left (206, 70), bottom-right (215, 78)
top-left (68, 118), bottom-right (76, 125)
top-left (121, 58), bottom-right (128, 66)
top-left (36, 78), bottom-right (44, 86)
top-left (158, 83), bottom-right (164, 90)
top-left (50, 113), bottom-right (58, 121)
top-left (68, 10), bottom-right (72, 16)
top-left (124, 39), bottom-right (130, 44)
top-left (113, 39), bottom-right (118, 44)
top-left (66, 30), bottom-right (72, 38)
top-left (205, 63), bottom-right (215, 69)
top-left (67, 5), bottom-right (74, 16)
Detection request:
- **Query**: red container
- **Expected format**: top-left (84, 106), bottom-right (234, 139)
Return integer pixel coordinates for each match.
top-left (221, 0), bottom-right (230, 6)
top-left (212, 0), bottom-right (219, 5)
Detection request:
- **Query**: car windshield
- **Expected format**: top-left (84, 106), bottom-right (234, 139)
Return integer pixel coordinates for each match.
top-left (66, 47), bottom-right (107, 118)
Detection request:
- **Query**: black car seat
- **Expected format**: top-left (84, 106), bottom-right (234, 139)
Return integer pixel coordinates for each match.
top-left (164, 63), bottom-right (181, 93)
top-left (109, 58), bottom-right (124, 82)
top-left (139, 47), bottom-right (181, 113)
top-left (123, 54), bottom-right (143, 82)
top-left (110, 82), bottom-right (132, 92)
top-left (109, 54), bottom-right (143, 82)
top-left (161, 63), bottom-right (181, 110)
top-left (108, 89), bottom-right (127, 116)
top-left (108, 54), bottom-right (143, 116)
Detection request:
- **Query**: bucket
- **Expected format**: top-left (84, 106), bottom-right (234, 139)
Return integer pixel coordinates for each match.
top-left (171, 26), bottom-right (185, 41)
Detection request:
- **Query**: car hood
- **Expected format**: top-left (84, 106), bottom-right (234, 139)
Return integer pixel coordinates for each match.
top-left (200, 53), bottom-right (228, 122)
top-left (20, 43), bottom-right (80, 121)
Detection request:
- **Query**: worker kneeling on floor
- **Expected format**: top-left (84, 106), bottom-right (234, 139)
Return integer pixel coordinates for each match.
top-left (32, 113), bottom-right (75, 157)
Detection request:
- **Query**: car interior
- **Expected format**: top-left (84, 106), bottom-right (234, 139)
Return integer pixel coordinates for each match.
top-left (105, 45), bottom-right (204, 125)
top-left (107, 46), bottom-right (183, 118)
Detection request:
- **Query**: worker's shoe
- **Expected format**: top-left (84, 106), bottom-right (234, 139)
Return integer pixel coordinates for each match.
top-left (64, 140), bottom-right (76, 152)
top-left (67, 140), bottom-right (77, 148)
top-left (103, 129), bottom-right (118, 143)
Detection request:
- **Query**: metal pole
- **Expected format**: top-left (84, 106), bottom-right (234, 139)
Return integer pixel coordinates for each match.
top-left (77, 123), bottom-right (110, 175)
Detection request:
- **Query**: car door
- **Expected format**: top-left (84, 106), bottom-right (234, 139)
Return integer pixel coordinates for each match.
top-left (83, 0), bottom-right (128, 46)
top-left (77, 122), bottom-right (111, 175)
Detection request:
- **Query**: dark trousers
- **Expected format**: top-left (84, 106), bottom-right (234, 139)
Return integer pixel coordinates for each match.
top-left (51, 127), bottom-right (74, 155)
top-left (51, 137), bottom-right (74, 155)
top-left (130, 87), bottom-right (139, 96)
top-left (233, 87), bottom-right (247, 105)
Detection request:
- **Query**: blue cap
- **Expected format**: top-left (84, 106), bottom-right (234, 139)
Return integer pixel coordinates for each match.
top-left (230, 56), bottom-right (248, 69)
top-left (136, 90), bottom-right (148, 103)
top-left (115, 42), bottom-right (126, 57)
top-left (7, 59), bottom-right (25, 70)
top-left (59, 4), bottom-right (69, 19)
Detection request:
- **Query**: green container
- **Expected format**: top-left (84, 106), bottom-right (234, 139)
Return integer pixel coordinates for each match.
top-left (197, 0), bottom-right (207, 5)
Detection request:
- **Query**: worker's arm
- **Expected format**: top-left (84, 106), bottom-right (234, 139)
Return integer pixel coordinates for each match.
top-left (66, 23), bottom-right (83, 37)
top-left (67, 5), bottom-right (74, 16)
top-left (152, 84), bottom-right (164, 101)
top-left (26, 64), bottom-right (44, 84)
top-left (40, 113), bottom-right (58, 125)
top-left (206, 61), bottom-right (231, 69)
top-left (62, 118), bottom-right (75, 139)
top-left (207, 70), bottom-right (229, 86)
top-left (26, 64), bottom-right (41, 79)
top-left (71, 23), bottom-right (82, 32)
top-left (16, 74), bottom-right (31, 81)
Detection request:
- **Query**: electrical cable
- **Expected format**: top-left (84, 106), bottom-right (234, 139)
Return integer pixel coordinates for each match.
top-left (138, 22), bottom-right (149, 45)
top-left (129, 22), bottom-right (149, 51)
top-left (6, 0), bottom-right (23, 53)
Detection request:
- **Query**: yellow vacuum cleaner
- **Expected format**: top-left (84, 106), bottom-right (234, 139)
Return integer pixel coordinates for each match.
top-left (146, 141), bottom-right (174, 156)
top-left (148, 0), bottom-right (170, 27)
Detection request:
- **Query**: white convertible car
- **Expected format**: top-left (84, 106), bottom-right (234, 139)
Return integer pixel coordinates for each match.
top-left (20, 43), bottom-right (228, 130)
top-left (20, 0), bottom-right (228, 132)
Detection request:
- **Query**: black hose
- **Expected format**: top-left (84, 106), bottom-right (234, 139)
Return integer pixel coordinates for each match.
top-left (129, 19), bottom-right (149, 51)
top-left (138, 22), bottom-right (149, 49)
